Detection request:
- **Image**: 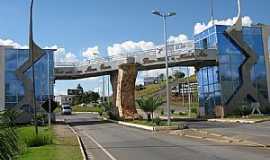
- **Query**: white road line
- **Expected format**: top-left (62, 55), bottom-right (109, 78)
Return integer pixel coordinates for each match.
top-left (83, 132), bottom-right (118, 160)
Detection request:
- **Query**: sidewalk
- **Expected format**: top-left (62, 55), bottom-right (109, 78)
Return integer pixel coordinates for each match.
top-left (170, 121), bottom-right (270, 148)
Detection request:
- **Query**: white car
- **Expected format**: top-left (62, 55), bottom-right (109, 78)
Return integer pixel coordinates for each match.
top-left (62, 104), bottom-right (72, 115)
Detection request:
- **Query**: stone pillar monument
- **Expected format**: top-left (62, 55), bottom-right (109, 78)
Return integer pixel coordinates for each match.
top-left (116, 63), bottom-right (138, 119)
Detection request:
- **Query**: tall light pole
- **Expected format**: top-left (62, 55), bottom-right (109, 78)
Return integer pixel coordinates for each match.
top-left (152, 10), bottom-right (176, 126)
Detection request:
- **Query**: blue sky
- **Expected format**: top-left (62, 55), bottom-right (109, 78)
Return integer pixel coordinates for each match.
top-left (1, 0), bottom-right (270, 95)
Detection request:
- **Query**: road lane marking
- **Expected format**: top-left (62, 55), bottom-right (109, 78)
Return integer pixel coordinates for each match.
top-left (83, 132), bottom-right (118, 160)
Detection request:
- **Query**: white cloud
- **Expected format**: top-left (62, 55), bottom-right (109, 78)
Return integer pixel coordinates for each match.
top-left (82, 46), bottom-right (99, 59)
top-left (168, 34), bottom-right (189, 43)
top-left (45, 45), bottom-right (79, 63)
top-left (107, 41), bottom-right (155, 57)
top-left (0, 38), bottom-right (28, 49)
top-left (194, 16), bottom-right (253, 35)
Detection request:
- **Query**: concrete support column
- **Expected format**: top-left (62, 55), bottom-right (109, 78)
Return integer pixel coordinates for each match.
top-left (115, 63), bottom-right (138, 119)
top-left (110, 71), bottom-right (119, 117)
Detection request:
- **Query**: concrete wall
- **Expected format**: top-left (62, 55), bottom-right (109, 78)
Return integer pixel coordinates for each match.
top-left (0, 47), bottom-right (5, 111)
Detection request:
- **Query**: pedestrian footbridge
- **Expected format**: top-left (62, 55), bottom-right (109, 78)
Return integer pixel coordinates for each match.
top-left (54, 41), bottom-right (218, 119)
top-left (54, 42), bottom-right (218, 80)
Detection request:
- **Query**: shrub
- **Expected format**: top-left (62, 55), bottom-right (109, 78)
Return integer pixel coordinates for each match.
top-left (24, 133), bottom-right (52, 147)
top-left (171, 109), bottom-right (175, 114)
top-left (191, 107), bottom-right (197, 114)
top-left (160, 109), bottom-right (164, 115)
top-left (179, 112), bottom-right (187, 116)
top-left (0, 110), bottom-right (20, 159)
top-left (232, 105), bottom-right (252, 116)
top-left (153, 117), bottom-right (162, 126)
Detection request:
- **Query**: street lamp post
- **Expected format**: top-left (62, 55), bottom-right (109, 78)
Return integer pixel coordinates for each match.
top-left (152, 10), bottom-right (176, 126)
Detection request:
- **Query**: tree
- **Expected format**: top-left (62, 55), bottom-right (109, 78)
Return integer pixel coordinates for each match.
top-left (136, 96), bottom-right (164, 121)
top-left (76, 84), bottom-right (84, 94)
top-left (174, 71), bottom-right (185, 79)
top-left (159, 73), bottom-right (165, 81)
top-left (72, 91), bottom-right (100, 105)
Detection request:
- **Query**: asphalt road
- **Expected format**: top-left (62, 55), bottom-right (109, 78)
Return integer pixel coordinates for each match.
top-left (59, 113), bottom-right (270, 160)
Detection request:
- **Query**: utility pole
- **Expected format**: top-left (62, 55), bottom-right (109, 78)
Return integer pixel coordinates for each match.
top-left (187, 67), bottom-right (191, 118)
top-left (47, 56), bottom-right (52, 128)
top-left (152, 10), bottom-right (176, 126)
top-left (107, 75), bottom-right (110, 105)
top-left (102, 76), bottom-right (105, 102)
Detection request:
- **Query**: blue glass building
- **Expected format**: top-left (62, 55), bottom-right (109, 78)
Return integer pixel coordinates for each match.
top-left (0, 47), bottom-right (54, 112)
top-left (195, 25), bottom-right (270, 116)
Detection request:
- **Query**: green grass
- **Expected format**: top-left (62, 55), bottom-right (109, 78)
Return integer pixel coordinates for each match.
top-left (16, 126), bottom-right (82, 160)
top-left (136, 83), bottom-right (164, 98)
top-left (72, 105), bottom-right (103, 113)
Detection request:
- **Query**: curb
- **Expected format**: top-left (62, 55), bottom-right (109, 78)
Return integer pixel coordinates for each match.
top-left (68, 126), bottom-right (89, 160)
top-left (103, 118), bottom-right (154, 131)
top-left (208, 118), bottom-right (270, 124)
top-left (73, 112), bottom-right (99, 114)
top-left (103, 118), bottom-right (181, 131)
top-left (173, 128), bottom-right (269, 149)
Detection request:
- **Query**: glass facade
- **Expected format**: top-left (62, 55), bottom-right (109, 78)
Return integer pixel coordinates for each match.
top-left (5, 48), bottom-right (54, 109)
top-left (195, 25), bottom-right (269, 116)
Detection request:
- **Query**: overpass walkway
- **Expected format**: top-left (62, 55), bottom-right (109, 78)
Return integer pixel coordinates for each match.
top-left (54, 41), bottom-right (218, 119)
top-left (54, 42), bottom-right (218, 80)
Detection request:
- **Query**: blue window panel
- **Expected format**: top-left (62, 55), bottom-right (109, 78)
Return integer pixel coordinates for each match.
top-left (209, 84), bottom-right (215, 93)
top-left (243, 27), bottom-right (262, 35)
top-left (214, 83), bottom-right (221, 91)
top-left (216, 34), bottom-right (241, 55)
top-left (208, 67), bottom-right (214, 84)
top-left (209, 26), bottom-right (216, 34)
top-left (213, 67), bottom-right (219, 83)
top-left (219, 55), bottom-right (230, 64)
top-left (5, 80), bottom-right (18, 96)
top-left (230, 65), bottom-right (240, 81)
top-left (216, 25), bottom-right (227, 33)
top-left (5, 71), bottom-right (17, 81)
top-left (230, 54), bottom-right (245, 65)
top-left (214, 91), bottom-right (222, 105)
top-left (5, 49), bottom-right (17, 71)
top-left (18, 50), bottom-right (29, 68)
top-left (243, 34), bottom-right (264, 56)
top-left (207, 35), bottom-right (216, 48)
top-left (219, 64), bottom-right (232, 81)
top-left (202, 69), bottom-right (208, 85)
top-left (5, 96), bottom-right (17, 103)
top-left (203, 86), bottom-right (209, 93)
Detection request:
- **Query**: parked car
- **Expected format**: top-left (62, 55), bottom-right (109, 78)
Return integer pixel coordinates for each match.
top-left (62, 104), bottom-right (72, 115)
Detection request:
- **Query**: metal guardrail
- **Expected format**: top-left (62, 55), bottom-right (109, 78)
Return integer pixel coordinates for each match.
top-left (55, 42), bottom-right (197, 67)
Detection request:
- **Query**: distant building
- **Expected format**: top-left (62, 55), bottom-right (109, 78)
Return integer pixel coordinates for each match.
top-left (54, 95), bottom-right (74, 105)
top-left (171, 82), bottom-right (198, 96)
top-left (144, 77), bottom-right (161, 86)
top-left (67, 84), bottom-right (83, 96)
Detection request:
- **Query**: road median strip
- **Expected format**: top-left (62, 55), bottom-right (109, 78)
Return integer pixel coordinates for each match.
top-left (170, 129), bottom-right (270, 149)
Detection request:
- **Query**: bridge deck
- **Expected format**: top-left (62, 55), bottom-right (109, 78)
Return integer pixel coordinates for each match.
top-left (54, 43), bottom-right (218, 80)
